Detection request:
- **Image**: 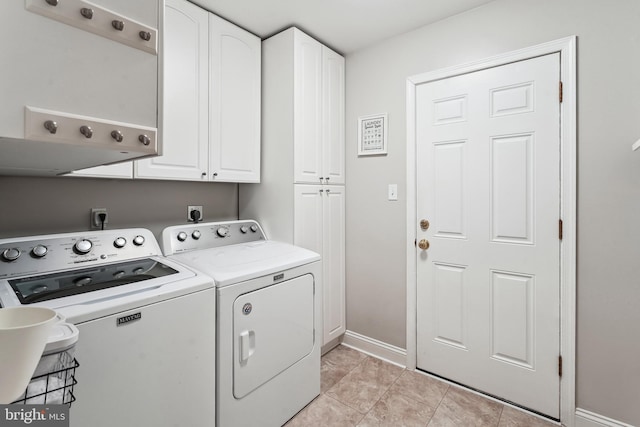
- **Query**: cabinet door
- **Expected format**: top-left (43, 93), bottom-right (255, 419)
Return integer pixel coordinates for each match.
top-left (209, 14), bottom-right (261, 183)
top-left (322, 185), bottom-right (346, 344)
top-left (293, 185), bottom-right (324, 255)
top-left (135, 0), bottom-right (209, 181)
top-left (293, 30), bottom-right (323, 184)
top-left (322, 47), bottom-right (345, 185)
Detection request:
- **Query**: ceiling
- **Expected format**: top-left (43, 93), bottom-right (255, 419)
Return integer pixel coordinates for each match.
top-left (189, 0), bottom-right (496, 54)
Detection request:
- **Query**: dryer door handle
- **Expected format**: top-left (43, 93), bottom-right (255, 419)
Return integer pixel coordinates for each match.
top-left (240, 330), bottom-right (255, 363)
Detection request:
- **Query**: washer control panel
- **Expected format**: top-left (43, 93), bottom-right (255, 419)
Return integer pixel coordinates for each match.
top-left (161, 220), bottom-right (266, 255)
top-left (0, 228), bottom-right (159, 279)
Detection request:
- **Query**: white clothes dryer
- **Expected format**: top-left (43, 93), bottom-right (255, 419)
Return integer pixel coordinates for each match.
top-left (162, 220), bottom-right (321, 427)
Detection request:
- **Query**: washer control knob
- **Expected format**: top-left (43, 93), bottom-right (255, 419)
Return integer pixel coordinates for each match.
top-left (177, 232), bottom-right (188, 242)
top-left (216, 227), bottom-right (229, 237)
top-left (2, 248), bottom-right (21, 262)
top-left (114, 237), bottom-right (127, 248)
top-left (239, 225), bottom-right (248, 234)
top-left (132, 235), bottom-right (145, 246)
top-left (250, 225), bottom-right (258, 233)
top-left (31, 245), bottom-right (48, 258)
top-left (74, 239), bottom-right (93, 255)
top-left (74, 276), bottom-right (92, 287)
top-left (192, 230), bottom-right (201, 240)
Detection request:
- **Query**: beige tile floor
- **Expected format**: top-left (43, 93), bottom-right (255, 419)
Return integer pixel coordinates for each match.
top-left (286, 345), bottom-right (557, 427)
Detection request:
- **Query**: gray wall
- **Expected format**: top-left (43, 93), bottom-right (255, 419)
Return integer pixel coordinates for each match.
top-left (0, 177), bottom-right (238, 240)
top-left (345, 0), bottom-right (640, 424)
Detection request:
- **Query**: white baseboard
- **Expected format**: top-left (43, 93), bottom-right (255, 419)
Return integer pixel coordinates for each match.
top-left (575, 409), bottom-right (635, 427)
top-left (341, 330), bottom-right (407, 368)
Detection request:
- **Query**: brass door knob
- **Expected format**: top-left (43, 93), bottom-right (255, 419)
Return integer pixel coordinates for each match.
top-left (418, 239), bottom-right (430, 250)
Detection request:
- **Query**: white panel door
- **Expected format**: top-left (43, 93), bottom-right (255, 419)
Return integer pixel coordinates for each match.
top-left (209, 14), bottom-right (261, 183)
top-left (135, 0), bottom-right (209, 180)
top-left (416, 54), bottom-right (561, 417)
top-left (322, 185), bottom-right (346, 344)
top-left (321, 47), bottom-right (345, 185)
top-left (293, 30), bottom-right (323, 184)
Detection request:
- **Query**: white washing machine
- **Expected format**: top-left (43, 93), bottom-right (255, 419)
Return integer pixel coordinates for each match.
top-left (162, 220), bottom-right (321, 427)
top-left (0, 228), bottom-right (216, 427)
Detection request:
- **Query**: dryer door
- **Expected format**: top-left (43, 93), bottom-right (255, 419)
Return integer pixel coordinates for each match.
top-left (233, 274), bottom-right (315, 398)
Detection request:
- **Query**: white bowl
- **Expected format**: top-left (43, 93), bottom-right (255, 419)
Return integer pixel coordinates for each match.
top-left (0, 307), bottom-right (58, 404)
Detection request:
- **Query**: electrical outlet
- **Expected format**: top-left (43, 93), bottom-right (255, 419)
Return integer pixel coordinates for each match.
top-left (91, 208), bottom-right (108, 229)
top-left (188, 206), bottom-right (203, 222)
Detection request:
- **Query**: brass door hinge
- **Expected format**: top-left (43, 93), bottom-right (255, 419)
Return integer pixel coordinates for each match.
top-left (559, 81), bottom-right (564, 103)
top-left (559, 355), bottom-right (563, 377)
top-left (559, 219), bottom-right (563, 240)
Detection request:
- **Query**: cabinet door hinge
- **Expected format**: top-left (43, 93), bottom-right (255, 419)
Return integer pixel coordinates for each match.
top-left (559, 81), bottom-right (564, 103)
top-left (559, 219), bottom-right (563, 240)
top-left (558, 355), bottom-right (563, 377)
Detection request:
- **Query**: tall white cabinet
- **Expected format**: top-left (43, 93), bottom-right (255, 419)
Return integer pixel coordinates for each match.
top-left (239, 28), bottom-right (345, 348)
top-left (293, 185), bottom-right (346, 345)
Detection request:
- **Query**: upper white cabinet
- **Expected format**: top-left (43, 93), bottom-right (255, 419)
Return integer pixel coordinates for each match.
top-left (322, 48), bottom-right (346, 185)
top-left (293, 31), bottom-right (345, 185)
top-left (209, 14), bottom-right (262, 183)
top-left (0, 0), bottom-right (160, 175)
top-left (136, 0), bottom-right (260, 182)
top-left (135, 0), bottom-right (208, 181)
top-left (293, 32), bottom-right (323, 184)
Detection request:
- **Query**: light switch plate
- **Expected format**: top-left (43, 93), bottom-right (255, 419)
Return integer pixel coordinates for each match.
top-left (388, 184), bottom-right (398, 201)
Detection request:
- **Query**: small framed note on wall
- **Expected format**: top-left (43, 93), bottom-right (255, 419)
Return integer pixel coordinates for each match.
top-left (358, 113), bottom-right (388, 156)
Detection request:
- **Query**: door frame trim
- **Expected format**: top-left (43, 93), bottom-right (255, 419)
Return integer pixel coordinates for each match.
top-left (405, 36), bottom-right (577, 425)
